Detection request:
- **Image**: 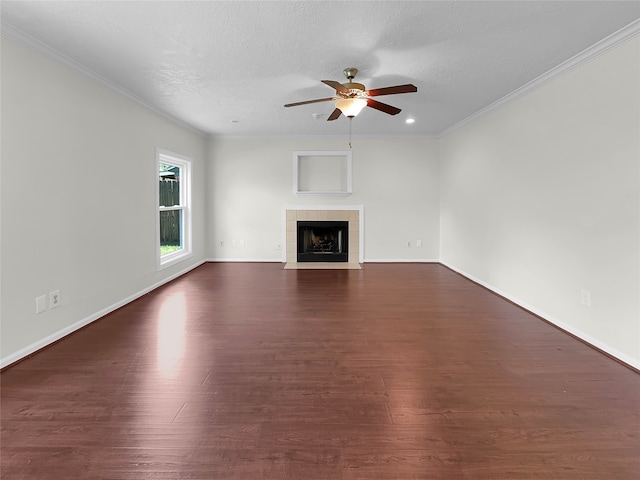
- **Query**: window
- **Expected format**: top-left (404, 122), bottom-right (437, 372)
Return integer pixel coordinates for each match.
top-left (157, 149), bottom-right (192, 269)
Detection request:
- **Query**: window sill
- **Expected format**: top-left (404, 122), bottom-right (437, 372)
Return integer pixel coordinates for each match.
top-left (158, 251), bottom-right (193, 271)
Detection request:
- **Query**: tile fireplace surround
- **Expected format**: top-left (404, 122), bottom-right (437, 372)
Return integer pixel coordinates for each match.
top-left (284, 206), bottom-right (363, 267)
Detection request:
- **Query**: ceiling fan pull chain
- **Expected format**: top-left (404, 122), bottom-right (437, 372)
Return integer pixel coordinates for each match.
top-left (349, 118), bottom-right (352, 149)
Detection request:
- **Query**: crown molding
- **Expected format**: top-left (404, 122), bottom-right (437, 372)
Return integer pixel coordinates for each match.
top-left (439, 18), bottom-right (640, 137)
top-left (207, 132), bottom-right (439, 140)
top-left (1, 22), bottom-right (208, 138)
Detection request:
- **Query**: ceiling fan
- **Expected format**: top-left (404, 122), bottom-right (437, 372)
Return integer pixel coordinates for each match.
top-left (284, 68), bottom-right (417, 121)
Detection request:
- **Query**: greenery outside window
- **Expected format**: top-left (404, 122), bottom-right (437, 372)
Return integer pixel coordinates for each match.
top-left (157, 149), bottom-right (192, 269)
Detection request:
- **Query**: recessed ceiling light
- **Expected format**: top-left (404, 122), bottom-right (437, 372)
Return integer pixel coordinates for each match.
top-left (406, 118), bottom-right (415, 124)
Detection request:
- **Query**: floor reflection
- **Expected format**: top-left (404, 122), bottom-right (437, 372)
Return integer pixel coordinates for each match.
top-left (156, 291), bottom-right (186, 378)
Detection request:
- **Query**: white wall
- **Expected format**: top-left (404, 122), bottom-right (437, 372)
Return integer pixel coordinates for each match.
top-left (0, 38), bottom-right (207, 366)
top-left (439, 36), bottom-right (640, 367)
top-left (206, 136), bottom-right (440, 262)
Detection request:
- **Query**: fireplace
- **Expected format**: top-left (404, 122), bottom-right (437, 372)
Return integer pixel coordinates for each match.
top-left (297, 221), bottom-right (348, 262)
top-left (284, 207), bottom-right (362, 266)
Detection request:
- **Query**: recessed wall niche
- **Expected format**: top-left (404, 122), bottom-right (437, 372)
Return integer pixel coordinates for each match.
top-left (293, 150), bottom-right (352, 195)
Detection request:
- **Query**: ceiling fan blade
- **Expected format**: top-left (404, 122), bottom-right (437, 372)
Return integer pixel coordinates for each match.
top-left (327, 108), bottom-right (342, 121)
top-left (321, 80), bottom-right (350, 94)
top-left (366, 99), bottom-right (401, 115)
top-left (366, 84), bottom-right (417, 97)
top-left (284, 97), bottom-right (335, 108)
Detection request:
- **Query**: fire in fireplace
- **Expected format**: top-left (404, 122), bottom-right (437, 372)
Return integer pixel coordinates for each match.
top-left (297, 221), bottom-right (348, 262)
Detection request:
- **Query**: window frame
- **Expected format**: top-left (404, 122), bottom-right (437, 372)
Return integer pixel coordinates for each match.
top-left (156, 148), bottom-right (192, 270)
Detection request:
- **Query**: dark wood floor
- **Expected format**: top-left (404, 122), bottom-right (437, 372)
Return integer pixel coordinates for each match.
top-left (2, 263), bottom-right (638, 479)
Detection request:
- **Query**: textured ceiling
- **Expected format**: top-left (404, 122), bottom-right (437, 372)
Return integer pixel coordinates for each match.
top-left (1, 1), bottom-right (639, 137)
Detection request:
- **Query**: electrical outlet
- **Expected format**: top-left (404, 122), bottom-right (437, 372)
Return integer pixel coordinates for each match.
top-left (276, 243), bottom-right (282, 250)
top-left (220, 240), bottom-right (224, 247)
top-left (407, 241), bottom-right (412, 247)
top-left (36, 295), bottom-right (47, 314)
top-left (581, 289), bottom-right (591, 307)
top-left (49, 290), bottom-right (61, 309)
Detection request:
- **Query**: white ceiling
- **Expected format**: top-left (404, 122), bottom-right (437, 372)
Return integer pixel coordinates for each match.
top-left (2, 1), bottom-right (639, 137)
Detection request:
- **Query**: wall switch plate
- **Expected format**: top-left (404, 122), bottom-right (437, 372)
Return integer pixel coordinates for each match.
top-left (36, 295), bottom-right (47, 314)
top-left (50, 290), bottom-right (61, 309)
top-left (407, 241), bottom-right (412, 247)
top-left (416, 240), bottom-right (423, 247)
top-left (239, 240), bottom-right (245, 247)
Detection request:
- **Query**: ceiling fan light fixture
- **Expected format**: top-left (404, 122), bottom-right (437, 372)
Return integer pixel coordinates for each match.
top-left (335, 98), bottom-right (367, 118)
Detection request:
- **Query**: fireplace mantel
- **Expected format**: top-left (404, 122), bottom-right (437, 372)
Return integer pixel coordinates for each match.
top-left (282, 205), bottom-right (364, 264)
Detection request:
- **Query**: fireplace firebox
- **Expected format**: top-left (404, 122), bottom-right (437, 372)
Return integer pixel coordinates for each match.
top-left (297, 221), bottom-right (348, 262)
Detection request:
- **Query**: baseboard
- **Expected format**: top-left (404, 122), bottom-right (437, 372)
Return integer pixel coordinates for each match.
top-left (364, 259), bottom-right (441, 263)
top-left (205, 257), bottom-right (283, 263)
top-left (0, 260), bottom-right (207, 370)
top-left (206, 258), bottom-right (441, 263)
top-left (440, 261), bottom-right (639, 371)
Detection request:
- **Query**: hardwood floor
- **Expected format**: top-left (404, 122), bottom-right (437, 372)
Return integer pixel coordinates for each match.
top-left (2, 262), bottom-right (638, 479)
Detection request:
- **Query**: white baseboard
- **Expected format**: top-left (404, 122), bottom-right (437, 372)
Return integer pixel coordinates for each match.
top-left (207, 257), bottom-right (441, 264)
top-left (205, 257), bottom-right (283, 263)
top-left (364, 258), bottom-right (440, 263)
top-left (441, 261), bottom-right (639, 370)
top-left (0, 260), bottom-right (206, 369)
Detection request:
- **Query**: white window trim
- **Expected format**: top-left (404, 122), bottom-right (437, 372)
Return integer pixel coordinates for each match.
top-left (156, 148), bottom-right (192, 270)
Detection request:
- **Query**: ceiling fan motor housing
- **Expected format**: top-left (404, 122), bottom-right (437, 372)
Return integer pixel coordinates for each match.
top-left (342, 82), bottom-right (366, 97)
